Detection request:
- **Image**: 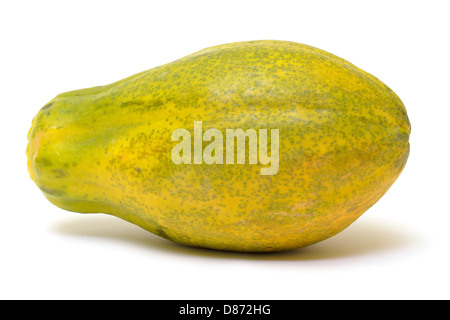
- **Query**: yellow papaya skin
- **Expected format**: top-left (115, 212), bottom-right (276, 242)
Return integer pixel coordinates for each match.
top-left (27, 40), bottom-right (410, 252)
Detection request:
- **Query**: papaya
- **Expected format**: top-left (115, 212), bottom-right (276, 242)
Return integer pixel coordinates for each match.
top-left (26, 40), bottom-right (410, 252)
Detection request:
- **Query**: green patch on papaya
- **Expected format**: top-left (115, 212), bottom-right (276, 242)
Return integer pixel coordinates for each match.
top-left (156, 226), bottom-right (173, 241)
top-left (51, 169), bottom-right (67, 178)
top-left (40, 186), bottom-right (66, 197)
top-left (35, 157), bottom-right (53, 167)
top-left (41, 102), bottom-right (54, 110)
top-left (120, 100), bottom-right (144, 108)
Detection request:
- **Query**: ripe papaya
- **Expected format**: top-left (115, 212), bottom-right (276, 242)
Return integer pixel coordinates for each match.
top-left (27, 40), bottom-right (410, 252)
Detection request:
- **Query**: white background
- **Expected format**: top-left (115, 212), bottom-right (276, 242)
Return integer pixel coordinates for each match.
top-left (1, 0), bottom-right (449, 300)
